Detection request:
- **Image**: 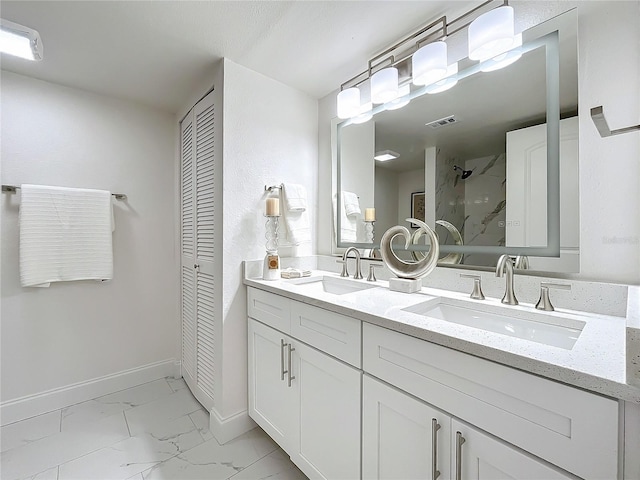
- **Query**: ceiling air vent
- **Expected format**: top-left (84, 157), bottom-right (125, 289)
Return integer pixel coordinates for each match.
top-left (426, 115), bottom-right (458, 129)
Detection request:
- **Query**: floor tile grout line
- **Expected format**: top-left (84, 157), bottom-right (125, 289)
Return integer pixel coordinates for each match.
top-left (225, 443), bottom-right (282, 480)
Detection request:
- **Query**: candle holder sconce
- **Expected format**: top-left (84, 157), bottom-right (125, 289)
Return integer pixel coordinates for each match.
top-left (263, 185), bottom-right (282, 280)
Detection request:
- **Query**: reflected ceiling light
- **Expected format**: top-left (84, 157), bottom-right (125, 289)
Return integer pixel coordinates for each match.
top-left (337, 87), bottom-right (361, 119)
top-left (371, 67), bottom-right (399, 104)
top-left (386, 84), bottom-right (411, 110)
top-left (480, 33), bottom-right (522, 72)
top-left (426, 63), bottom-right (459, 94)
top-left (468, 6), bottom-right (515, 61)
top-left (374, 150), bottom-right (400, 161)
top-left (412, 41), bottom-right (447, 86)
top-left (352, 102), bottom-right (373, 124)
top-left (0, 19), bottom-right (43, 61)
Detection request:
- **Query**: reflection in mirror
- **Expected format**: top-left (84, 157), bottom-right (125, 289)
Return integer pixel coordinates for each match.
top-left (335, 10), bottom-right (578, 273)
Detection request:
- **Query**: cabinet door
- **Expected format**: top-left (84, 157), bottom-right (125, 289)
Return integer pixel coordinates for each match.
top-left (290, 340), bottom-right (361, 480)
top-left (248, 319), bottom-right (296, 451)
top-left (451, 419), bottom-right (574, 480)
top-left (363, 375), bottom-right (451, 480)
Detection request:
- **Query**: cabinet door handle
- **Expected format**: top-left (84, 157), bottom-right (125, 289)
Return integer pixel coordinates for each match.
top-left (455, 431), bottom-right (466, 480)
top-left (280, 339), bottom-right (287, 381)
top-left (287, 344), bottom-right (296, 387)
top-left (431, 418), bottom-right (441, 480)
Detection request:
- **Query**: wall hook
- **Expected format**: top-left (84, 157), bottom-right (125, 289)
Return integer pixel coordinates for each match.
top-left (590, 106), bottom-right (640, 137)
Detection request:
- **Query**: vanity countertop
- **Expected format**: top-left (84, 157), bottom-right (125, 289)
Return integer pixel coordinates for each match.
top-left (244, 271), bottom-right (640, 403)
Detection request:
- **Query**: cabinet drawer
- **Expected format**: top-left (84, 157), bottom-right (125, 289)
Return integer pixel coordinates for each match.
top-left (363, 323), bottom-right (619, 480)
top-left (291, 301), bottom-right (361, 368)
top-left (248, 287), bottom-right (290, 333)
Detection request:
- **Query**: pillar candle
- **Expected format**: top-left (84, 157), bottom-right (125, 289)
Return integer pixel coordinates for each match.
top-left (365, 207), bottom-right (376, 221)
top-left (265, 197), bottom-right (280, 216)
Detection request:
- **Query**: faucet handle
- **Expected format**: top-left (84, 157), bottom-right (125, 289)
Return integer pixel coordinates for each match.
top-left (367, 263), bottom-right (383, 282)
top-left (460, 274), bottom-right (485, 300)
top-left (536, 283), bottom-right (571, 311)
top-left (336, 259), bottom-right (349, 278)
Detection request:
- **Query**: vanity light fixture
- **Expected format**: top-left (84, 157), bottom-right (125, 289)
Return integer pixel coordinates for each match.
top-left (468, 5), bottom-right (515, 61)
top-left (336, 0), bottom-right (518, 120)
top-left (412, 40), bottom-right (448, 86)
top-left (371, 66), bottom-right (399, 104)
top-left (337, 87), bottom-right (361, 119)
top-left (374, 150), bottom-right (400, 161)
top-left (0, 19), bottom-right (43, 61)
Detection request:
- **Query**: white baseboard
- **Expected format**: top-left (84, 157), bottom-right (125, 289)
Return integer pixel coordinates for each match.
top-left (209, 406), bottom-right (257, 444)
top-left (0, 358), bottom-right (180, 426)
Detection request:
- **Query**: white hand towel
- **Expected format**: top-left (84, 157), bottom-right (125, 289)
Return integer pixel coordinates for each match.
top-left (342, 191), bottom-right (361, 216)
top-left (19, 184), bottom-right (114, 287)
top-left (283, 183), bottom-right (307, 212)
top-left (282, 208), bottom-right (311, 245)
top-left (333, 195), bottom-right (358, 243)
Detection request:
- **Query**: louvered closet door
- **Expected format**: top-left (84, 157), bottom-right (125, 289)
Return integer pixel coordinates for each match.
top-left (181, 90), bottom-right (218, 411)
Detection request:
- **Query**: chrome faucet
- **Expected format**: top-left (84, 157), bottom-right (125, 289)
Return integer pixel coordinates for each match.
top-left (342, 247), bottom-right (363, 280)
top-left (496, 255), bottom-right (518, 305)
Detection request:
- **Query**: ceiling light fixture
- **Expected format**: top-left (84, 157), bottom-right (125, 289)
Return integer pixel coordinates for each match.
top-left (0, 19), bottom-right (43, 61)
top-left (336, 1), bottom-right (516, 120)
top-left (374, 150), bottom-right (400, 161)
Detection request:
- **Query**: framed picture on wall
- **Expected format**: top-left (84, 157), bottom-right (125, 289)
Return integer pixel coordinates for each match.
top-left (410, 191), bottom-right (426, 228)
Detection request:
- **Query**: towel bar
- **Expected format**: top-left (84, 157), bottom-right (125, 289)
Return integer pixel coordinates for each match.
top-left (591, 106), bottom-right (640, 137)
top-left (2, 185), bottom-right (127, 200)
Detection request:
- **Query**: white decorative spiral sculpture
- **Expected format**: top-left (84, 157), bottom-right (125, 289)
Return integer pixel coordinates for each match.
top-left (380, 218), bottom-right (439, 279)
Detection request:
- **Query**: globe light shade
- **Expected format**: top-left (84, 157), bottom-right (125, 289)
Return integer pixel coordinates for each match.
top-left (386, 84), bottom-right (411, 110)
top-left (468, 6), bottom-right (515, 61)
top-left (337, 87), bottom-right (361, 119)
top-left (412, 41), bottom-right (448, 86)
top-left (370, 67), bottom-right (399, 104)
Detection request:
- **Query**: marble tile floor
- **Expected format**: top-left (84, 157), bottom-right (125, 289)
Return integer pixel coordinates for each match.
top-left (1, 377), bottom-right (307, 480)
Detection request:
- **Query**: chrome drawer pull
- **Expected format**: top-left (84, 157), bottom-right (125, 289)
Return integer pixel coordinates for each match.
top-left (455, 431), bottom-right (466, 480)
top-left (280, 339), bottom-right (287, 381)
top-left (287, 344), bottom-right (296, 387)
top-left (431, 418), bottom-right (441, 480)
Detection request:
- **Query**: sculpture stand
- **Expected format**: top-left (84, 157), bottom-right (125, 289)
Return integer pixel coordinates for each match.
top-left (388, 277), bottom-right (422, 294)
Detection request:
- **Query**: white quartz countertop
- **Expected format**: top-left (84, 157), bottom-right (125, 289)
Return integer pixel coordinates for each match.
top-left (244, 271), bottom-right (640, 403)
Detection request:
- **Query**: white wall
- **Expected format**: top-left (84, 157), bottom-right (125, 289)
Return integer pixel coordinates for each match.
top-left (0, 72), bottom-right (179, 407)
top-left (219, 59), bottom-right (318, 421)
top-left (318, 1), bottom-right (640, 284)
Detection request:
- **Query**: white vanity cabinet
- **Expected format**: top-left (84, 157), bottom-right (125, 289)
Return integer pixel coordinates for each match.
top-left (363, 322), bottom-right (619, 480)
top-left (247, 288), bottom-right (361, 480)
top-left (363, 375), bottom-right (574, 480)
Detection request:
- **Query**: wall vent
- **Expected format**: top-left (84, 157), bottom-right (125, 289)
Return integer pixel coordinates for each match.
top-left (426, 115), bottom-right (458, 129)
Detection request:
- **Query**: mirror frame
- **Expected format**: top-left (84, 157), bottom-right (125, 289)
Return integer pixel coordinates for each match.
top-left (333, 30), bottom-right (562, 258)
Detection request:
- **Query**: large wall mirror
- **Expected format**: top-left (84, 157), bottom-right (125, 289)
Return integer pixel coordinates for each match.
top-left (334, 9), bottom-right (578, 273)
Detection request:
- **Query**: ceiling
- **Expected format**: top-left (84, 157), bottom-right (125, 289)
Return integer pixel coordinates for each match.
top-left (0, 0), bottom-right (475, 113)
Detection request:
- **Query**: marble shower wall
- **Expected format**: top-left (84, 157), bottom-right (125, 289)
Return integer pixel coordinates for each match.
top-left (434, 148), bottom-right (465, 244)
top-left (435, 150), bottom-right (506, 267)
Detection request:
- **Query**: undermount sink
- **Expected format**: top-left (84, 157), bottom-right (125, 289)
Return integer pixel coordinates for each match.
top-left (403, 299), bottom-right (584, 349)
top-left (287, 275), bottom-right (378, 295)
